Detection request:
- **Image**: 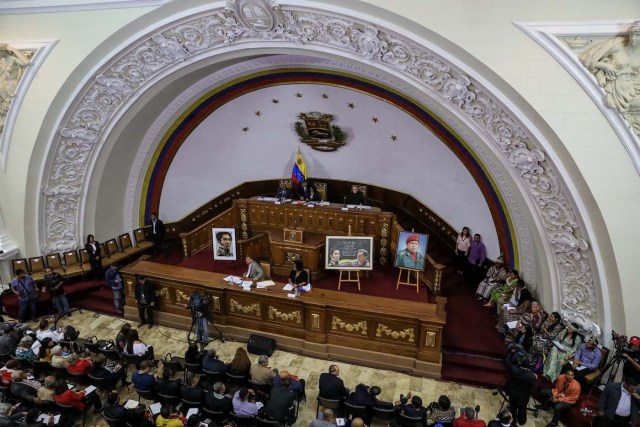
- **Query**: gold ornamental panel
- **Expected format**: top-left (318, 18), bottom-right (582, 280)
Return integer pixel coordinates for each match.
top-left (425, 331), bottom-right (437, 348)
top-left (212, 296), bottom-right (220, 311)
top-left (375, 324), bottom-right (415, 342)
top-left (125, 280), bottom-right (134, 295)
top-left (230, 299), bottom-right (261, 317)
top-left (331, 316), bottom-right (367, 335)
top-left (311, 313), bottom-right (320, 329)
top-left (155, 287), bottom-right (171, 302)
top-left (175, 289), bottom-right (190, 305)
top-left (268, 306), bottom-right (302, 324)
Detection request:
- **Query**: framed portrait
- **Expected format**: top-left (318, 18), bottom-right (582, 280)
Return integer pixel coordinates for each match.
top-left (212, 227), bottom-right (236, 260)
top-left (325, 236), bottom-right (374, 271)
top-left (394, 231), bottom-right (429, 271)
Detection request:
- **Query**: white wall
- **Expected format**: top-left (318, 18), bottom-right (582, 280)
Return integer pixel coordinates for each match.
top-left (160, 83), bottom-right (499, 255)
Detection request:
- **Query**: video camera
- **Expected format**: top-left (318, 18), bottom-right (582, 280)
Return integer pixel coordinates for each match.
top-left (187, 291), bottom-right (211, 320)
top-left (507, 343), bottom-right (534, 369)
top-left (612, 330), bottom-right (639, 360)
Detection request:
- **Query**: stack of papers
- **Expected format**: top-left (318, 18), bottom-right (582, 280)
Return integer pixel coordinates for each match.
top-left (223, 276), bottom-right (243, 285)
top-left (124, 399), bottom-right (139, 409)
top-left (149, 402), bottom-right (162, 415)
top-left (186, 408), bottom-right (199, 418)
top-left (84, 385), bottom-right (97, 395)
top-left (256, 280), bottom-right (275, 289)
top-left (37, 414), bottom-right (61, 424)
top-left (552, 340), bottom-right (567, 352)
top-left (506, 321), bottom-right (518, 329)
top-left (282, 284), bottom-right (294, 291)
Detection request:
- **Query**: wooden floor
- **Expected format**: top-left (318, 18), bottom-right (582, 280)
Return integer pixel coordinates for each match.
top-left (10, 310), bottom-right (554, 427)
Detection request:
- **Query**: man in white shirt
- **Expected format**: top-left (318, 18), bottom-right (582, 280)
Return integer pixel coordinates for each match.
top-left (598, 377), bottom-right (640, 427)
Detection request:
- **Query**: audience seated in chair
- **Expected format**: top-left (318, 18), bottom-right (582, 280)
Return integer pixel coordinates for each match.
top-left (156, 365), bottom-right (182, 397)
top-left (155, 405), bottom-right (185, 427)
top-left (205, 381), bottom-right (232, 413)
top-left (263, 376), bottom-right (297, 425)
top-left (228, 347), bottom-right (251, 377)
top-left (310, 408), bottom-right (337, 427)
top-left (561, 337), bottom-right (601, 389)
top-left (427, 395), bottom-right (456, 426)
top-left (132, 360), bottom-right (157, 392)
top-left (232, 387), bottom-right (262, 416)
top-left (10, 370), bottom-right (41, 404)
top-left (396, 392), bottom-right (428, 426)
top-left (37, 376), bottom-right (56, 404)
top-left (318, 364), bottom-right (349, 400)
top-left (202, 349), bottom-right (228, 373)
top-left (54, 378), bottom-right (102, 412)
top-left (538, 368), bottom-right (581, 427)
top-left (104, 391), bottom-right (152, 427)
top-left (179, 374), bottom-right (205, 415)
top-left (250, 355), bottom-right (277, 386)
top-left (453, 407), bottom-right (486, 427)
top-left (64, 352), bottom-right (93, 375)
top-left (90, 353), bottom-right (129, 387)
top-left (474, 257), bottom-right (508, 303)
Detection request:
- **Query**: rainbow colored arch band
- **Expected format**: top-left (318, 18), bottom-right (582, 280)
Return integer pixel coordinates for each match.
top-left (141, 69), bottom-right (517, 267)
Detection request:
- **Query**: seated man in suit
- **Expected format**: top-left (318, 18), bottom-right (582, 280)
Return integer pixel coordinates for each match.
top-left (295, 179), bottom-right (310, 201)
top-left (156, 366), bottom-right (182, 397)
top-left (346, 185), bottom-right (366, 205)
top-left (396, 392), bottom-right (429, 425)
top-left (132, 361), bottom-right (157, 393)
top-left (318, 364), bottom-right (349, 400)
top-left (275, 182), bottom-right (292, 200)
top-left (242, 256), bottom-right (265, 282)
top-left (250, 355), bottom-right (277, 385)
top-left (204, 381), bottom-right (232, 413)
top-left (202, 349), bottom-right (228, 373)
top-left (180, 375), bottom-right (205, 415)
top-left (264, 377), bottom-right (296, 424)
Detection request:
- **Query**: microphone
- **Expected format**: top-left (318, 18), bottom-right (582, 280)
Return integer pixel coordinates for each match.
top-left (343, 196), bottom-right (347, 207)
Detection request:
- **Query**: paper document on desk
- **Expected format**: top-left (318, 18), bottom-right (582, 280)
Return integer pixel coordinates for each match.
top-left (241, 281), bottom-right (253, 287)
top-left (186, 408), bottom-right (199, 418)
top-left (257, 280), bottom-right (275, 288)
top-left (37, 414), bottom-right (60, 424)
top-left (552, 340), bottom-right (567, 352)
top-left (124, 399), bottom-right (139, 409)
top-left (346, 205), bottom-right (371, 209)
top-left (575, 365), bottom-right (588, 371)
top-left (301, 284), bottom-right (312, 292)
top-left (506, 321), bottom-right (518, 329)
top-left (84, 385), bottom-right (97, 395)
top-left (224, 276), bottom-right (243, 285)
top-left (282, 284), bottom-right (294, 291)
top-left (150, 402), bottom-right (162, 415)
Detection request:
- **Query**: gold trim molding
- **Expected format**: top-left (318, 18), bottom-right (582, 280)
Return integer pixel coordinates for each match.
top-left (425, 331), bottom-right (437, 348)
top-left (376, 324), bottom-right (415, 342)
top-left (331, 316), bottom-right (367, 335)
top-left (268, 306), bottom-right (302, 324)
top-left (230, 299), bottom-right (261, 317)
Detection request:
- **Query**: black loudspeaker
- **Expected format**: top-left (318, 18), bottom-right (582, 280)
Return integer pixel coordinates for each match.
top-left (247, 334), bottom-right (276, 356)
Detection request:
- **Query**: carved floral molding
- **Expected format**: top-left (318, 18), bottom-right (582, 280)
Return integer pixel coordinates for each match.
top-left (40, 0), bottom-right (598, 328)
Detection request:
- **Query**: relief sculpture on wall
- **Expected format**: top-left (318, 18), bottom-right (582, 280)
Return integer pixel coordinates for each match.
top-left (579, 21), bottom-right (640, 136)
top-left (0, 44), bottom-right (32, 136)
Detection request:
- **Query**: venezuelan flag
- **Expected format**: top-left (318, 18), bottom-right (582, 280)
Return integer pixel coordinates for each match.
top-left (291, 149), bottom-right (307, 185)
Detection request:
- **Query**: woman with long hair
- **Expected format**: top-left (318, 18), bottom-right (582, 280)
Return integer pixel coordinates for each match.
top-left (38, 337), bottom-right (55, 362)
top-left (124, 329), bottom-right (155, 361)
top-left (228, 347), bottom-right (251, 376)
top-left (543, 322), bottom-right (582, 382)
top-left (288, 260), bottom-right (308, 290)
top-left (455, 227), bottom-right (471, 274)
top-left (530, 311), bottom-right (564, 358)
top-left (115, 323), bottom-right (132, 352)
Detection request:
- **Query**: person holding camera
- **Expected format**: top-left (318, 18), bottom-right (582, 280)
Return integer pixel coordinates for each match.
top-left (134, 274), bottom-right (155, 329)
top-left (621, 336), bottom-right (640, 383)
top-left (504, 346), bottom-right (537, 426)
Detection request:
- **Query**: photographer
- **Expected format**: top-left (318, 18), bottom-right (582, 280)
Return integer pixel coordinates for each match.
top-left (504, 345), bottom-right (537, 425)
top-left (621, 336), bottom-right (640, 383)
top-left (188, 292), bottom-right (210, 348)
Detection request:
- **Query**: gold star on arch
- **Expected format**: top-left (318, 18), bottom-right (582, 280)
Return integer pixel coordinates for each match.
top-left (347, 103), bottom-right (355, 109)
top-left (322, 94), bottom-right (329, 99)
top-left (372, 117), bottom-right (379, 123)
top-left (242, 127), bottom-right (249, 132)
top-left (255, 111), bottom-right (261, 116)
top-left (391, 135), bottom-right (398, 141)
top-left (295, 93), bottom-right (303, 98)
top-left (272, 99), bottom-right (280, 104)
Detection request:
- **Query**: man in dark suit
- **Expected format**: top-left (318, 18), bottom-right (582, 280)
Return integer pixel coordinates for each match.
top-left (504, 349), bottom-right (536, 426)
top-left (318, 364), bottom-right (349, 400)
top-left (275, 182), bottom-right (292, 200)
top-left (598, 377), bottom-right (640, 427)
top-left (295, 179), bottom-right (310, 201)
top-left (134, 274), bottom-right (155, 329)
top-left (345, 185), bottom-right (366, 205)
top-left (150, 212), bottom-right (165, 256)
top-left (264, 377), bottom-right (297, 424)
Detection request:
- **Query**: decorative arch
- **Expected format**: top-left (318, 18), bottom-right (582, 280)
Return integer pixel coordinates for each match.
top-left (38, 0), bottom-right (602, 331)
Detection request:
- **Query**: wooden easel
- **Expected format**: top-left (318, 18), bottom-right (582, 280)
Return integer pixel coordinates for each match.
top-left (336, 224), bottom-right (362, 291)
top-left (338, 270), bottom-right (361, 290)
top-left (396, 267), bottom-right (420, 293)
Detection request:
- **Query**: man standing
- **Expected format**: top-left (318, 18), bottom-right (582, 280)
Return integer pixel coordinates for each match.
top-left (42, 267), bottom-right (70, 317)
top-left (10, 269), bottom-right (39, 323)
top-left (395, 234), bottom-right (425, 270)
top-left (216, 231), bottom-right (234, 257)
top-left (150, 212), bottom-right (165, 257)
top-left (539, 368), bottom-right (580, 427)
top-left (105, 263), bottom-right (124, 314)
top-left (318, 364), bottom-right (349, 400)
top-left (598, 377), bottom-right (640, 427)
top-left (621, 336), bottom-right (640, 384)
top-left (467, 234), bottom-right (487, 284)
top-left (134, 274), bottom-right (155, 329)
top-left (504, 349), bottom-right (537, 426)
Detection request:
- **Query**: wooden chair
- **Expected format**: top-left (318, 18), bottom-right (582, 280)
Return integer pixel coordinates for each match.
top-left (105, 238), bottom-right (129, 263)
top-left (63, 250), bottom-right (85, 280)
top-left (184, 362), bottom-right (202, 381)
top-left (28, 256), bottom-right (46, 282)
top-left (119, 232), bottom-right (143, 256)
top-left (134, 387), bottom-right (156, 404)
top-left (45, 253), bottom-right (65, 276)
top-left (11, 258), bottom-right (28, 276)
top-left (78, 249), bottom-right (92, 273)
top-left (133, 228), bottom-right (154, 251)
top-left (316, 397), bottom-right (342, 418)
top-left (99, 243), bottom-right (116, 269)
top-left (398, 413), bottom-right (424, 427)
top-left (343, 401), bottom-right (370, 424)
top-left (259, 261), bottom-right (271, 280)
top-left (372, 406), bottom-right (397, 426)
top-left (583, 346), bottom-right (610, 389)
top-left (314, 182), bottom-right (327, 201)
top-left (225, 372), bottom-right (249, 392)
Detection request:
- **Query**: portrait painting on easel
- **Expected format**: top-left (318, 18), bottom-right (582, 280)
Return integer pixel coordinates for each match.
top-left (394, 231), bottom-right (428, 271)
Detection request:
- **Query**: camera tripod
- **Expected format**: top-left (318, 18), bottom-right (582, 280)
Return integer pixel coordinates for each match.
top-left (187, 314), bottom-right (225, 351)
top-left (492, 387), bottom-right (541, 419)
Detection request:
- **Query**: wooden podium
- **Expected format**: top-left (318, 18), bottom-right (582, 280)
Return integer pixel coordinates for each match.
top-left (283, 228), bottom-right (303, 243)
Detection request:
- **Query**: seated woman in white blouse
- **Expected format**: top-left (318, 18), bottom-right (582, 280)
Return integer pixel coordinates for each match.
top-left (123, 329), bottom-right (155, 361)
